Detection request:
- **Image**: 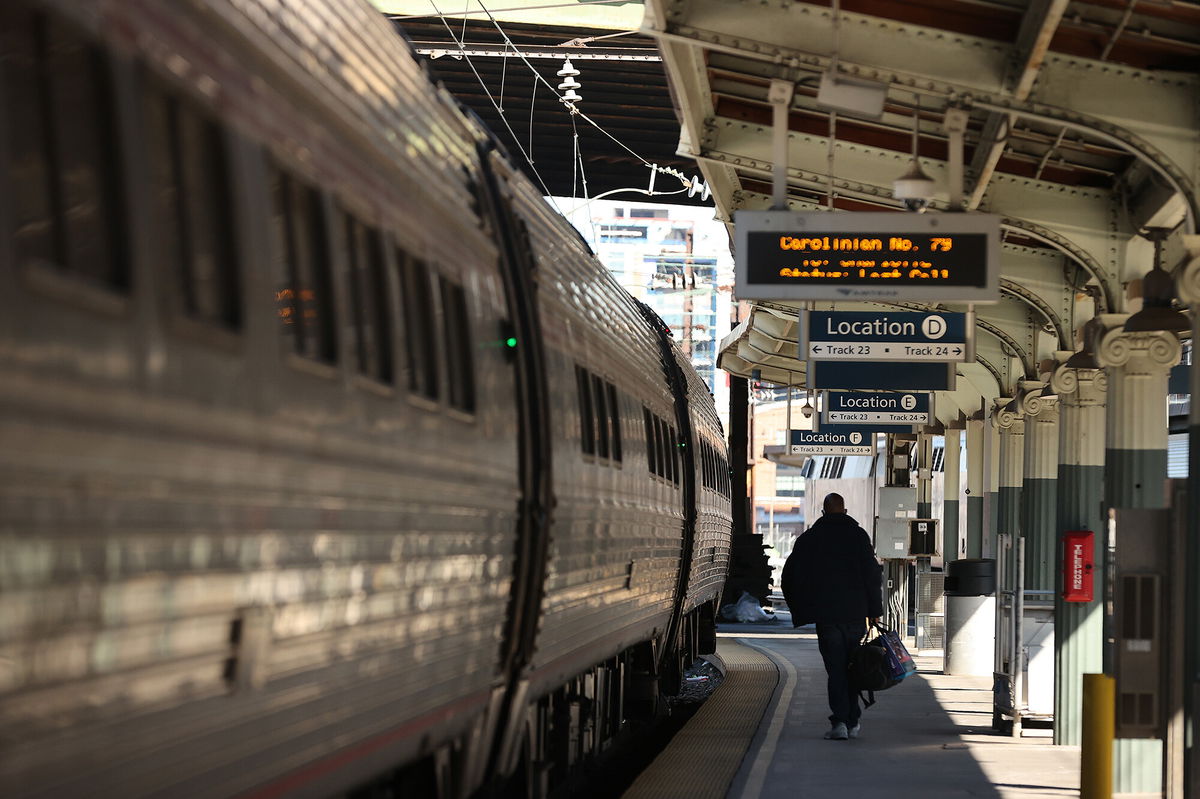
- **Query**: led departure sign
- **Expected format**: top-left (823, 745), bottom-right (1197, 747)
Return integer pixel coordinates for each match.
top-left (734, 211), bottom-right (1000, 302)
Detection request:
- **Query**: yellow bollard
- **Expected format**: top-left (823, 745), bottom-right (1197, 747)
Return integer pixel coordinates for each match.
top-left (1080, 673), bottom-right (1115, 799)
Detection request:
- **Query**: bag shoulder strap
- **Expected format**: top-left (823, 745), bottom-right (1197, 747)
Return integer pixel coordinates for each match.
top-left (859, 689), bottom-right (876, 708)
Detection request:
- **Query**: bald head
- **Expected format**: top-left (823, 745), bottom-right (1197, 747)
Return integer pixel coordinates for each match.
top-left (822, 493), bottom-right (846, 515)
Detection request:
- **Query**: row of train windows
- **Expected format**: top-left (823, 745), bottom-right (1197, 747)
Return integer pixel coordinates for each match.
top-left (0, 7), bottom-right (474, 414)
top-left (574, 365), bottom-right (623, 463)
top-left (270, 172), bottom-right (475, 411)
top-left (643, 408), bottom-right (681, 486)
top-left (699, 440), bottom-right (730, 497)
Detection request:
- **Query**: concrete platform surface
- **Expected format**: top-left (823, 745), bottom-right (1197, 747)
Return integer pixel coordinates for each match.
top-left (719, 622), bottom-right (1080, 799)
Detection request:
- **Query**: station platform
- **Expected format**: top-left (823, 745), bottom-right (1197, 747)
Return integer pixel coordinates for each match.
top-left (624, 621), bottom-right (1079, 799)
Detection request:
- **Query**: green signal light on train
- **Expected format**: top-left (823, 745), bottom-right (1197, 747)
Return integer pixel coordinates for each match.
top-left (505, 337), bottom-right (518, 348)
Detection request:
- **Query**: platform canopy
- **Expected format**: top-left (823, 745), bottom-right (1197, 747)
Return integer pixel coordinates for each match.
top-left (640, 0), bottom-right (1199, 425)
top-left (383, 1), bottom-right (709, 205)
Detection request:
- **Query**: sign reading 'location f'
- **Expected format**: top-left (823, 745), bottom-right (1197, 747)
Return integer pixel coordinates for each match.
top-left (807, 311), bottom-right (967, 362)
top-left (790, 426), bottom-right (881, 456)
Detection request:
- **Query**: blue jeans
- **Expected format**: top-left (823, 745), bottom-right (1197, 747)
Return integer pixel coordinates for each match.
top-left (816, 621), bottom-right (867, 727)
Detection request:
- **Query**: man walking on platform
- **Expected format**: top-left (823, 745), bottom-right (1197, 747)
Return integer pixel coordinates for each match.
top-left (782, 492), bottom-right (883, 741)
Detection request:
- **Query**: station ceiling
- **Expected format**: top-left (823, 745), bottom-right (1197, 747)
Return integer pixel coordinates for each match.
top-left (388, 1), bottom-right (1199, 426)
top-left (390, 15), bottom-right (707, 205)
top-left (646, 0), bottom-right (1199, 426)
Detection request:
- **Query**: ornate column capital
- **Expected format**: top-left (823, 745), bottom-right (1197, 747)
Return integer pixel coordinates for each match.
top-left (993, 397), bottom-right (1024, 432)
top-left (1095, 326), bottom-right (1183, 374)
top-left (1015, 380), bottom-right (1057, 421)
top-left (1051, 363), bottom-right (1107, 407)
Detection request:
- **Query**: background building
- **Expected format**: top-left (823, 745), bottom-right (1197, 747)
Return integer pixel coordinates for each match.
top-left (558, 198), bottom-right (735, 424)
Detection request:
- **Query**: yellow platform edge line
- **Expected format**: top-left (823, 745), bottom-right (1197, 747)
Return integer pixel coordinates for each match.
top-left (622, 640), bottom-right (780, 799)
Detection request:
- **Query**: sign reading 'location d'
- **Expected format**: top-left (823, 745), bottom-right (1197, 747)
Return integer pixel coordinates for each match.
top-left (807, 311), bottom-right (967, 362)
top-left (790, 426), bottom-right (881, 456)
top-left (733, 210), bottom-right (999, 303)
top-left (823, 392), bottom-right (931, 426)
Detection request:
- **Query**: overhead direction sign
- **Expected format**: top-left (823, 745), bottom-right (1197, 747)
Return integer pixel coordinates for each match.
top-left (823, 392), bottom-right (932, 426)
top-left (734, 210), bottom-right (1000, 302)
top-left (807, 311), bottom-right (968, 362)
top-left (790, 426), bottom-right (882, 456)
top-left (809, 360), bottom-right (956, 391)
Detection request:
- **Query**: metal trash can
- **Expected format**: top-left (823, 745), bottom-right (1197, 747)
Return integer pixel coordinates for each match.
top-left (944, 559), bottom-right (997, 676)
top-left (944, 558), bottom-right (997, 596)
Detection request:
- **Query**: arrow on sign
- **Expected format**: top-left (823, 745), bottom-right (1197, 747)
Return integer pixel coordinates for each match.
top-left (953, 347), bottom-right (962, 355)
top-left (813, 346), bottom-right (823, 354)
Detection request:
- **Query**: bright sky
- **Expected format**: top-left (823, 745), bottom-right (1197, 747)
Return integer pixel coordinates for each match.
top-left (371, 0), bottom-right (645, 30)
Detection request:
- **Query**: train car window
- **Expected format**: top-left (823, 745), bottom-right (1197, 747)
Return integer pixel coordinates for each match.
top-left (576, 366), bottom-right (595, 455)
top-left (2, 7), bottom-right (128, 291)
top-left (270, 168), bottom-right (337, 363)
top-left (660, 419), bottom-right (671, 481)
top-left (440, 277), bottom-right (475, 413)
top-left (643, 407), bottom-right (656, 476)
top-left (343, 214), bottom-right (392, 383)
top-left (652, 414), bottom-right (663, 477)
top-left (150, 88), bottom-right (240, 328)
top-left (592, 374), bottom-right (609, 459)
top-left (607, 382), bottom-right (622, 463)
top-left (669, 425), bottom-right (680, 485)
top-left (399, 256), bottom-right (439, 400)
top-left (657, 419), bottom-right (667, 482)
top-left (703, 443), bottom-right (712, 490)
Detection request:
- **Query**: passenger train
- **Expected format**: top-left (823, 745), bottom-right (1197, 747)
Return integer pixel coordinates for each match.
top-left (0, 1), bottom-right (732, 796)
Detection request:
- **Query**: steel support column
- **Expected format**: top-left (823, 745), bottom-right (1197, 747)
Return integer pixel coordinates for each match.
top-left (1050, 364), bottom-right (1107, 747)
top-left (1019, 385), bottom-right (1058, 592)
top-left (917, 432), bottom-right (933, 519)
top-left (1097, 324), bottom-right (1182, 795)
top-left (966, 419), bottom-right (986, 559)
top-left (943, 428), bottom-right (962, 563)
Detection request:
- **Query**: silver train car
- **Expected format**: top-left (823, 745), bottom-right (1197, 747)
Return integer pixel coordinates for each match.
top-left (0, 0), bottom-right (732, 796)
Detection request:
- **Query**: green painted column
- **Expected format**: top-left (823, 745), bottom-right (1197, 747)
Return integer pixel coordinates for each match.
top-left (994, 398), bottom-right (1025, 546)
top-left (1177, 251), bottom-right (1200, 795)
top-left (1018, 383), bottom-right (1058, 592)
top-left (1097, 322), bottom-right (1182, 795)
top-left (965, 419), bottom-right (985, 559)
top-left (987, 416), bottom-right (1000, 559)
top-left (1050, 361), bottom-right (1106, 747)
top-left (943, 427), bottom-right (962, 563)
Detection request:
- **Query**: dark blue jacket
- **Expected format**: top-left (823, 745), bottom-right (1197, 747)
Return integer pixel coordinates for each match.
top-left (781, 512), bottom-right (883, 626)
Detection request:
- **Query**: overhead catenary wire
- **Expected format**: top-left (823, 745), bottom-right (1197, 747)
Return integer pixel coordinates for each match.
top-left (428, 0), bottom-right (555, 197)
top-left (419, 0), bottom-right (698, 203)
top-left (472, 1), bottom-right (671, 177)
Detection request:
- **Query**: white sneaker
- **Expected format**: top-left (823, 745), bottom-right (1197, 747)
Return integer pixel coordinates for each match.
top-left (823, 722), bottom-right (849, 740)
top-left (848, 723), bottom-right (861, 739)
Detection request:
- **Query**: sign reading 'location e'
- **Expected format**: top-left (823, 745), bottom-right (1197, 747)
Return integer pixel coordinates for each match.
top-left (789, 426), bottom-right (881, 456)
top-left (823, 392), bottom-right (932, 426)
top-left (733, 210), bottom-right (1000, 302)
top-left (807, 311), bottom-right (967, 362)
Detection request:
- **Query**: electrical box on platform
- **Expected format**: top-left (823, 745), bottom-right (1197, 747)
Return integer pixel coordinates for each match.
top-left (909, 519), bottom-right (938, 557)
top-left (875, 487), bottom-right (918, 559)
